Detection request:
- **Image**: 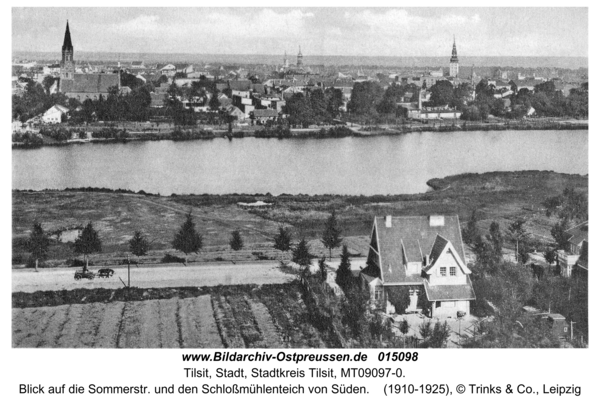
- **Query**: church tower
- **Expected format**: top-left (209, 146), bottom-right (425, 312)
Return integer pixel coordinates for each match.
top-left (283, 51), bottom-right (289, 69)
top-left (449, 35), bottom-right (459, 78)
top-left (60, 21), bottom-right (75, 82)
top-left (297, 46), bottom-right (303, 68)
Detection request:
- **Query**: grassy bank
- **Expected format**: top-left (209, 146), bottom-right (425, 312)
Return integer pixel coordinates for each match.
top-left (13, 170), bottom-right (587, 267)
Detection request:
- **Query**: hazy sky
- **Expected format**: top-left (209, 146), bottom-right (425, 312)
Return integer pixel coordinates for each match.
top-left (12, 7), bottom-right (588, 57)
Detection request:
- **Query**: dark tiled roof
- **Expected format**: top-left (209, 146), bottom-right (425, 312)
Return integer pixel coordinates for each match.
top-left (61, 74), bottom-right (119, 94)
top-left (374, 216), bottom-right (465, 284)
top-left (429, 235), bottom-right (449, 263)
top-left (423, 277), bottom-right (476, 301)
top-left (566, 222), bottom-right (588, 246)
top-left (228, 80), bottom-right (253, 91)
top-left (252, 109), bottom-right (278, 117)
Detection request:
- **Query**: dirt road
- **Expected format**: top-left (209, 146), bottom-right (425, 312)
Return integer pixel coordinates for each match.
top-left (12, 262), bottom-right (294, 293)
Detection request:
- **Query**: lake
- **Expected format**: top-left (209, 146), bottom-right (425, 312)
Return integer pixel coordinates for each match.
top-left (12, 130), bottom-right (588, 195)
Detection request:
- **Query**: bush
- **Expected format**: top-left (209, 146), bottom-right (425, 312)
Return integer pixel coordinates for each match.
top-left (161, 253), bottom-right (186, 264)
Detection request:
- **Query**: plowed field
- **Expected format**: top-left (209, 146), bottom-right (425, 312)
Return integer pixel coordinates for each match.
top-left (12, 285), bottom-right (328, 348)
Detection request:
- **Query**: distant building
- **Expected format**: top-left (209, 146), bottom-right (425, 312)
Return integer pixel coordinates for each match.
top-left (297, 46), bottom-right (303, 68)
top-left (58, 21), bottom-right (121, 99)
top-left (41, 104), bottom-right (69, 124)
top-left (556, 222), bottom-right (588, 277)
top-left (59, 21), bottom-right (75, 81)
top-left (449, 36), bottom-right (459, 78)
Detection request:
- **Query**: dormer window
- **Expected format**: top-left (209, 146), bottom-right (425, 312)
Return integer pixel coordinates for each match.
top-left (440, 267), bottom-right (447, 276)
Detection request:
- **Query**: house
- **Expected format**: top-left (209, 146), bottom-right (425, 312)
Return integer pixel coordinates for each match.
top-left (41, 104), bottom-right (69, 124)
top-left (556, 222), bottom-right (588, 277)
top-left (361, 215), bottom-right (475, 318)
top-left (160, 64), bottom-right (177, 77)
top-left (251, 109), bottom-right (279, 124)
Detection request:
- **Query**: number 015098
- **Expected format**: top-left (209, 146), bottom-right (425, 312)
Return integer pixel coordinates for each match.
top-left (378, 352), bottom-right (418, 361)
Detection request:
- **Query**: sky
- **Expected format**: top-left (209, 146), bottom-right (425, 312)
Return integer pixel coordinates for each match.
top-left (12, 7), bottom-right (588, 57)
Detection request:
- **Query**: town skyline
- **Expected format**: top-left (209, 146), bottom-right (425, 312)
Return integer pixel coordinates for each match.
top-left (13, 7), bottom-right (588, 58)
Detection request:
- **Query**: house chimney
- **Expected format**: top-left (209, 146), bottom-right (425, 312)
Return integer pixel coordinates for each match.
top-left (385, 216), bottom-right (392, 228)
top-left (429, 215), bottom-right (445, 227)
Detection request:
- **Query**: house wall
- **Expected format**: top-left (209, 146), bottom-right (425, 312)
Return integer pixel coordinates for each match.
top-left (431, 300), bottom-right (469, 318)
top-left (428, 250), bottom-right (467, 286)
top-left (42, 109), bottom-right (62, 123)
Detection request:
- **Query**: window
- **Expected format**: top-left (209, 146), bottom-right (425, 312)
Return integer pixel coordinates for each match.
top-left (440, 267), bottom-right (447, 276)
top-left (449, 267), bottom-right (457, 276)
top-left (374, 289), bottom-right (383, 300)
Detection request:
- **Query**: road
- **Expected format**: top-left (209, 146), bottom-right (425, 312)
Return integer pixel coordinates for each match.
top-left (12, 262), bottom-right (295, 293)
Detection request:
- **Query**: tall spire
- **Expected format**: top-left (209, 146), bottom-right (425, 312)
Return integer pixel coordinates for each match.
top-left (450, 35), bottom-right (458, 63)
top-left (298, 45), bottom-right (302, 56)
top-left (62, 21), bottom-right (73, 51)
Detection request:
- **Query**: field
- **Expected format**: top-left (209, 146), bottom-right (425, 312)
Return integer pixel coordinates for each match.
top-left (12, 284), bottom-right (335, 348)
top-left (12, 171), bottom-right (587, 268)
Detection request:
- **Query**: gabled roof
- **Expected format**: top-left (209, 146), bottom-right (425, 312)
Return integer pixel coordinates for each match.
top-left (423, 234), bottom-right (471, 275)
top-left (423, 277), bottom-right (476, 301)
top-left (61, 74), bottom-right (119, 94)
top-left (373, 216), bottom-right (466, 284)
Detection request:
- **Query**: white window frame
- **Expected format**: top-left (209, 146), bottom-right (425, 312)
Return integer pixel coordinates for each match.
top-left (440, 267), bottom-right (447, 276)
top-left (449, 267), bottom-right (457, 276)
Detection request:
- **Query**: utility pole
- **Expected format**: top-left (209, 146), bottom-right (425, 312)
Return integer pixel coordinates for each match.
top-left (127, 253), bottom-right (131, 288)
top-left (570, 321), bottom-right (575, 341)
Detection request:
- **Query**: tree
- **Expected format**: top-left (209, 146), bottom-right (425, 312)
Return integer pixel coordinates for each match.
top-left (462, 209), bottom-right (480, 245)
top-left (399, 318), bottom-right (410, 347)
top-left (273, 226), bottom-right (292, 260)
top-left (336, 245), bottom-right (353, 292)
top-left (292, 238), bottom-right (312, 268)
top-left (551, 218), bottom-right (571, 251)
top-left (27, 221), bottom-right (50, 271)
top-left (419, 321), bottom-right (433, 341)
top-left (172, 212), bottom-right (203, 264)
top-left (229, 230), bottom-right (244, 251)
top-left (387, 287), bottom-right (411, 314)
top-left (506, 219), bottom-right (529, 262)
top-left (318, 256), bottom-right (328, 282)
top-left (430, 321), bottom-right (452, 348)
top-left (209, 92), bottom-right (220, 111)
top-left (73, 222), bottom-right (102, 268)
top-left (347, 81), bottom-right (384, 116)
top-left (487, 221), bottom-right (504, 263)
top-left (321, 210), bottom-right (343, 260)
top-left (427, 80), bottom-right (455, 107)
top-left (129, 230), bottom-right (150, 260)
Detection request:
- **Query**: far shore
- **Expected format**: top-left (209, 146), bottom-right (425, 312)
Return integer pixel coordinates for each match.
top-left (12, 119), bottom-right (588, 149)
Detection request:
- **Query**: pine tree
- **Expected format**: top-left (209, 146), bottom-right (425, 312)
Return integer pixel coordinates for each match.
top-left (292, 238), bottom-right (312, 268)
top-left (336, 245), bottom-right (353, 292)
top-left (172, 212), bottom-right (203, 264)
top-left (129, 230), bottom-right (150, 259)
top-left (27, 221), bottom-right (50, 272)
top-left (73, 222), bottom-right (102, 269)
top-left (462, 209), bottom-right (480, 245)
top-left (321, 210), bottom-right (343, 260)
top-left (273, 226), bottom-right (292, 260)
top-left (229, 230), bottom-right (244, 251)
top-left (487, 221), bottom-right (504, 263)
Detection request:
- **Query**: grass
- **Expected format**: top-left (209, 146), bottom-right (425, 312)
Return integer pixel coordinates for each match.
top-left (13, 170), bottom-right (587, 267)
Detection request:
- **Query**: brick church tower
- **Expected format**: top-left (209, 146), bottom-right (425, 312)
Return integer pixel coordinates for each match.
top-left (60, 21), bottom-right (75, 84)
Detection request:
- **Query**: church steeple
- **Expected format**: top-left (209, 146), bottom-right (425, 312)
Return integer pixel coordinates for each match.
top-left (449, 35), bottom-right (459, 78)
top-left (62, 21), bottom-right (73, 52)
top-left (60, 20), bottom-right (75, 85)
top-left (297, 46), bottom-right (303, 68)
top-left (450, 35), bottom-right (458, 63)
